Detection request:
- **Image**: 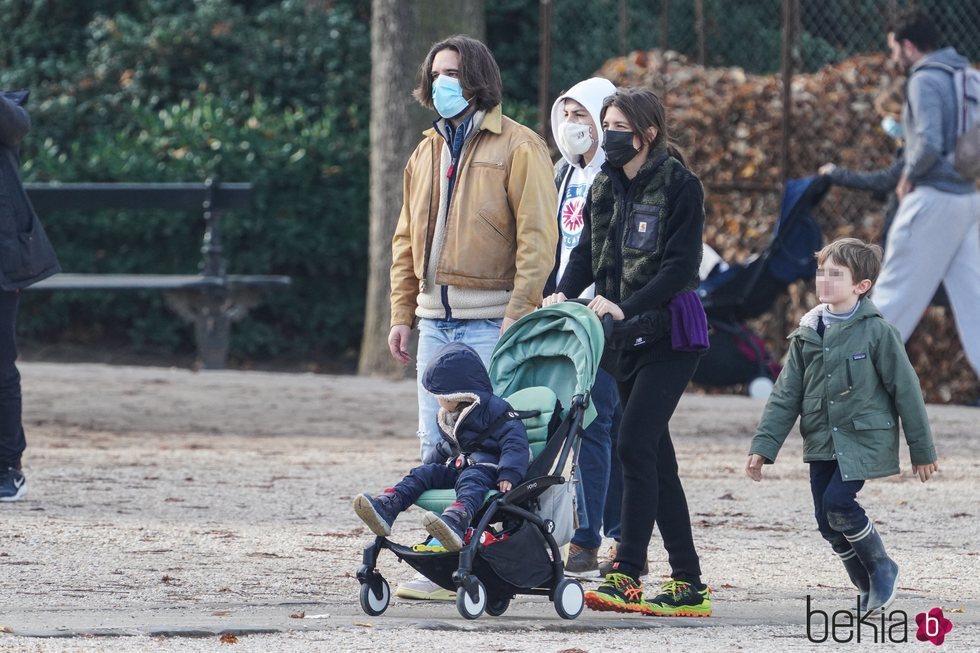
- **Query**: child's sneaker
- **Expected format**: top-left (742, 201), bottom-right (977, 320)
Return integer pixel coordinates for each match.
top-left (352, 491), bottom-right (402, 537)
top-left (0, 467), bottom-right (26, 502)
top-left (421, 502), bottom-right (468, 552)
top-left (641, 579), bottom-right (712, 617)
top-left (583, 573), bottom-right (646, 613)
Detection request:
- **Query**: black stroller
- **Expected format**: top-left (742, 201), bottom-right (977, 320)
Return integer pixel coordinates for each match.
top-left (693, 176), bottom-right (828, 394)
top-left (356, 302), bottom-right (606, 620)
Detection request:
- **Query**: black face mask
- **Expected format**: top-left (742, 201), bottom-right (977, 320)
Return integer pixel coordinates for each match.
top-left (602, 129), bottom-right (640, 168)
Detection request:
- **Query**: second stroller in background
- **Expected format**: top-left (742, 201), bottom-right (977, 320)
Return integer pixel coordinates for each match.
top-left (694, 176), bottom-right (829, 397)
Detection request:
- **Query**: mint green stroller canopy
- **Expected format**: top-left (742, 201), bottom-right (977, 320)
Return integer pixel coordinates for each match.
top-left (489, 302), bottom-right (604, 428)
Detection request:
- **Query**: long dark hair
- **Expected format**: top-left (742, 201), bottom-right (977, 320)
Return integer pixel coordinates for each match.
top-left (414, 35), bottom-right (503, 112)
top-left (600, 88), bottom-right (687, 167)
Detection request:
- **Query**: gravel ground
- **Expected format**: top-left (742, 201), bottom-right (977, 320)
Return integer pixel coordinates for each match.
top-left (1, 362), bottom-right (978, 652)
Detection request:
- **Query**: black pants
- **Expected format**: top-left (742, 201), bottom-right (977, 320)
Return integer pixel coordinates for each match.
top-left (0, 291), bottom-right (25, 469)
top-left (614, 355), bottom-right (701, 585)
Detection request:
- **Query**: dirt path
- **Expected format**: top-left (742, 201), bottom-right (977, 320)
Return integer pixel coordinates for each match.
top-left (1, 363), bottom-right (978, 652)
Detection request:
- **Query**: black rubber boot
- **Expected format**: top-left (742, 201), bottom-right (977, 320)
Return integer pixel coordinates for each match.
top-left (837, 547), bottom-right (870, 612)
top-left (845, 521), bottom-right (898, 611)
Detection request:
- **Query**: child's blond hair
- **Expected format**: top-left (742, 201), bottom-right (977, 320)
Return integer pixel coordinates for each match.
top-left (815, 238), bottom-right (883, 299)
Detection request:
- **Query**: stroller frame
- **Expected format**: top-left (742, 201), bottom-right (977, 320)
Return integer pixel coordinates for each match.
top-left (356, 394), bottom-right (589, 620)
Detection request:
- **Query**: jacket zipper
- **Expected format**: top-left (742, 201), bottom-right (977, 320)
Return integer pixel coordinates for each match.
top-left (613, 190), bottom-right (629, 302)
top-left (438, 123), bottom-right (479, 319)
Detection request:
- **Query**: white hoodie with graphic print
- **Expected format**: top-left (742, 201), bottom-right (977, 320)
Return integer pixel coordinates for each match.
top-left (549, 77), bottom-right (616, 299)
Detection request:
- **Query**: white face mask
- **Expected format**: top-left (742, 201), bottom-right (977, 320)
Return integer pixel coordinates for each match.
top-left (557, 120), bottom-right (594, 156)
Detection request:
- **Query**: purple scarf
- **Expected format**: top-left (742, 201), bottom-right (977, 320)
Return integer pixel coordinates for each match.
top-left (669, 290), bottom-right (709, 352)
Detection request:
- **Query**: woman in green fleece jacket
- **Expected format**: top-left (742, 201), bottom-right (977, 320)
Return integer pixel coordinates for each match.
top-left (747, 238), bottom-right (937, 614)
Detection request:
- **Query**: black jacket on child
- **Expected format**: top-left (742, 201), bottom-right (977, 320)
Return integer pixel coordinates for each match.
top-left (421, 342), bottom-right (529, 487)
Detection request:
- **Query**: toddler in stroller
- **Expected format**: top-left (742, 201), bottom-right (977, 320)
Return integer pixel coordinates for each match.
top-left (353, 341), bottom-right (530, 552)
top-left (354, 302), bottom-right (605, 620)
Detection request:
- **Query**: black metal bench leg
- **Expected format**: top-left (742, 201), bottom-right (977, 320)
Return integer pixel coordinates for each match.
top-left (195, 292), bottom-right (231, 370)
top-left (164, 286), bottom-right (266, 369)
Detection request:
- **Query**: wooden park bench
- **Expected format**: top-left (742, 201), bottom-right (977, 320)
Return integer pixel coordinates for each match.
top-left (24, 180), bottom-right (290, 369)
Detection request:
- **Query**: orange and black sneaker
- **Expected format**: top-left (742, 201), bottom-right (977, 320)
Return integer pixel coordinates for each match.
top-left (583, 573), bottom-right (645, 614)
top-left (641, 580), bottom-right (712, 617)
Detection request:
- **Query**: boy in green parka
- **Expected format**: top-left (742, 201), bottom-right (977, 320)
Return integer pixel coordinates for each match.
top-left (746, 238), bottom-right (937, 613)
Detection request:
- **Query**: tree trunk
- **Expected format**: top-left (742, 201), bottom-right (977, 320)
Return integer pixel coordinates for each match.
top-left (359, 0), bottom-right (485, 377)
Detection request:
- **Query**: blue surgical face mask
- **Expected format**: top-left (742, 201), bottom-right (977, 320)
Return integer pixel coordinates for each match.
top-left (432, 75), bottom-right (470, 119)
top-left (881, 116), bottom-right (903, 141)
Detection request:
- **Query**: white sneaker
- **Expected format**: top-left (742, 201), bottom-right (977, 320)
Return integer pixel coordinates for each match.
top-left (395, 573), bottom-right (455, 601)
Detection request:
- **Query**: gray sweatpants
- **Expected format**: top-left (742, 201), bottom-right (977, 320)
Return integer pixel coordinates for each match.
top-left (872, 185), bottom-right (980, 377)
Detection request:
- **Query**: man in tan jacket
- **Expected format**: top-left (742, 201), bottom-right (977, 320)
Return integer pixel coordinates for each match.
top-left (387, 35), bottom-right (557, 600)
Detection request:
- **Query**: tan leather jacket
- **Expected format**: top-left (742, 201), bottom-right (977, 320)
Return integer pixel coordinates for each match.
top-left (389, 105), bottom-right (558, 327)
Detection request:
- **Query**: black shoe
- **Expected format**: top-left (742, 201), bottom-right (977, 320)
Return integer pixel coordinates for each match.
top-left (352, 491), bottom-right (402, 536)
top-left (583, 572), bottom-right (646, 614)
top-left (0, 467), bottom-right (26, 502)
top-left (642, 579), bottom-right (712, 617)
top-left (422, 502), bottom-right (468, 552)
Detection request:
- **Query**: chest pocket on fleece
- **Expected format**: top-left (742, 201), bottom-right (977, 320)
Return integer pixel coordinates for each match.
top-left (625, 203), bottom-right (660, 253)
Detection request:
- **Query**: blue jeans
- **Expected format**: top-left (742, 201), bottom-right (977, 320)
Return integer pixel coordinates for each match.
top-left (810, 460), bottom-right (867, 551)
top-left (0, 291), bottom-right (25, 469)
top-left (416, 317), bottom-right (501, 462)
top-left (572, 368), bottom-right (622, 549)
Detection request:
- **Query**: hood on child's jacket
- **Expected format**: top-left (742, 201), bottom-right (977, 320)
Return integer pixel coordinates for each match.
top-left (421, 342), bottom-right (530, 486)
top-left (550, 77), bottom-right (616, 168)
top-left (421, 341), bottom-right (493, 407)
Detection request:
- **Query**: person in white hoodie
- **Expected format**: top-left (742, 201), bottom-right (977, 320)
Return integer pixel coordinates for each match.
top-left (545, 77), bottom-right (631, 578)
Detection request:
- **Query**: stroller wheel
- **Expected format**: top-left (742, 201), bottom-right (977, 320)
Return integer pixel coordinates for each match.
top-left (554, 578), bottom-right (584, 620)
top-left (456, 579), bottom-right (487, 620)
top-left (485, 595), bottom-right (511, 617)
top-left (358, 576), bottom-right (390, 616)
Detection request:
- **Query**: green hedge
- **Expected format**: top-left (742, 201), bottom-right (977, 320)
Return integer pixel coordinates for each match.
top-left (9, 0), bottom-right (371, 360)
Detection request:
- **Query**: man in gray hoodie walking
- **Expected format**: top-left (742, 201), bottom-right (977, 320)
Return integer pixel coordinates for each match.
top-left (876, 10), bottom-right (980, 381)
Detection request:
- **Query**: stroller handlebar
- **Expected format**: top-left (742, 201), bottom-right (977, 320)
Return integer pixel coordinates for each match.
top-left (563, 297), bottom-right (615, 343)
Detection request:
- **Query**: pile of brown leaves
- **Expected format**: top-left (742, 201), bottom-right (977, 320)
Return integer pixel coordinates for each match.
top-left (596, 50), bottom-right (977, 403)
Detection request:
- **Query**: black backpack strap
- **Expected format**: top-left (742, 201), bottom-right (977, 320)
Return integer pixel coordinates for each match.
top-left (462, 409), bottom-right (539, 455)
